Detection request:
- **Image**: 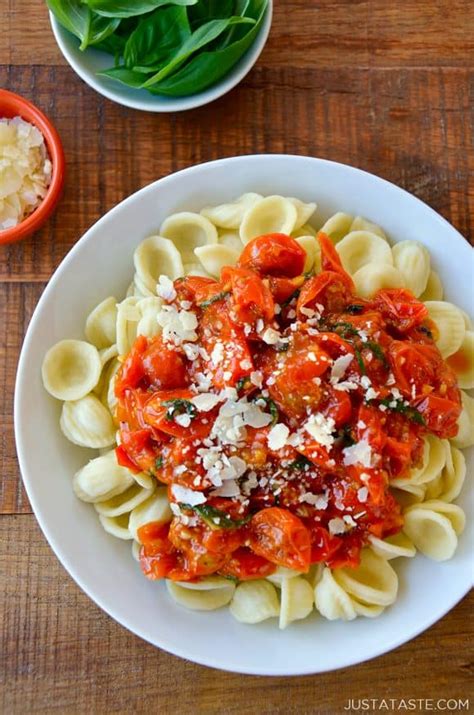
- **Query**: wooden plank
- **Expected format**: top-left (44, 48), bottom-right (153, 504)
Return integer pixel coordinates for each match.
top-left (0, 65), bottom-right (472, 282)
top-left (5, 1), bottom-right (474, 69)
top-left (0, 515), bottom-right (472, 714)
top-left (0, 283), bottom-right (46, 514)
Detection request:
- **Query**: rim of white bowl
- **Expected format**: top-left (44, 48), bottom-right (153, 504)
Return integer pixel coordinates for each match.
top-left (14, 155), bottom-right (473, 675)
top-left (49, 3), bottom-right (273, 113)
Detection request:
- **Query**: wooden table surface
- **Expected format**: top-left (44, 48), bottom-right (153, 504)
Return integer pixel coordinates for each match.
top-left (1, 1), bottom-right (473, 713)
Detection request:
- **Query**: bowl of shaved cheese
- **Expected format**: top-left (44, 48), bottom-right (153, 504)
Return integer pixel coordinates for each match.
top-left (0, 89), bottom-right (65, 245)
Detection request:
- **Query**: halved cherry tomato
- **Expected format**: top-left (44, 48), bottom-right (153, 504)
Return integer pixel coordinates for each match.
top-left (268, 275), bottom-right (304, 304)
top-left (248, 507), bottom-right (311, 572)
top-left (297, 272), bottom-right (353, 315)
top-left (221, 266), bottom-right (274, 325)
top-left (326, 531), bottom-right (364, 569)
top-left (308, 525), bottom-right (342, 563)
top-left (174, 275), bottom-right (222, 306)
top-left (374, 289), bottom-right (428, 332)
top-left (413, 393), bottom-right (461, 439)
top-left (119, 427), bottom-right (158, 473)
top-left (387, 341), bottom-right (437, 397)
top-left (219, 547), bottom-right (276, 580)
top-left (318, 232), bottom-right (354, 288)
top-left (142, 389), bottom-right (211, 439)
top-left (356, 404), bottom-right (387, 452)
top-left (321, 386), bottom-right (352, 427)
top-left (142, 338), bottom-right (188, 390)
top-left (138, 522), bottom-right (178, 580)
top-left (168, 520), bottom-right (226, 579)
top-left (238, 233), bottom-right (306, 277)
top-left (115, 335), bottom-right (148, 398)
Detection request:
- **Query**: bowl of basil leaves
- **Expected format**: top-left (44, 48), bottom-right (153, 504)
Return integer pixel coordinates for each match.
top-left (47, 1), bottom-right (272, 112)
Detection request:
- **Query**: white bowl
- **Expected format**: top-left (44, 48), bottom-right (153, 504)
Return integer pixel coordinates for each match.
top-left (49, 4), bottom-right (273, 113)
top-left (15, 155), bottom-right (473, 675)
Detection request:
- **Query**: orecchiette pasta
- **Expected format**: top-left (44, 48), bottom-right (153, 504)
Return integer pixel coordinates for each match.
top-left (336, 231), bottom-right (393, 275)
top-left (239, 195), bottom-right (298, 244)
top-left (229, 580), bottom-right (280, 623)
top-left (352, 263), bottom-right (405, 298)
top-left (392, 240), bottom-right (430, 297)
top-left (42, 339), bottom-right (102, 401)
top-left (160, 212), bottom-right (218, 262)
top-left (425, 301), bottom-right (466, 358)
top-left (167, 577), bottom-right (236, 611)
top-left (41, 193), bottom-right (471, 631)
top-left (200, 193), bottom-right (263, 229)
top-left (85, 296), bottom-right (118, 349)
top-left (403, 501), bottom-right (465, 561)
top-left (194, 244), bottom-right (239, 278)
top-left (60, 394), bottom-right (116, 449)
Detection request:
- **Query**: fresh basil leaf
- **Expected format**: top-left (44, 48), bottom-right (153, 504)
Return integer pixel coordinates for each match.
top-left (181, 503), bottom-right (251, 530)
top-left (94, 32), bottom-right (126, 57)
top-left (188, 0), bottom-right (235, 25)
top-left (47, 0), bottom-right (91, 42)
top-left (98, 66), bottom-right (147, 87)
top-left (85, 0), bottom-right (198, 19)
top-left (87, 15), bottom-right (121, 48)
top-left (123, 6), bottom-right (190, 68)
top-left (162, 398), bottom-right (197, 421)
top-left (377, 398), bottom-right (426, 425)
top-left (142, 15), bottom-right (255, 87)
top-left (198, 290), bottom-right (231, 308)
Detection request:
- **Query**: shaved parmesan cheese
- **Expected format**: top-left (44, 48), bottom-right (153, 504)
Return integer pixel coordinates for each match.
top-left (156, 275), bottom-right (177, 301)
top-left (328, 517), bottom-right (347, 535)
top-left (262, 327), bottom-right (281, 345)
top-left (330, 354), bottom-right (353, 381)
top-left (267, 423), bottom-right (290, 451)
top-left (171, 485), bottom-right (206, 506)
top-left (0, 116), bottom-right (52, 230)
top-left (304, 413), bottom-right (335, 450)
top-left (157, 305), bottom-right (198, 345)
top-left (342, 439), bottom-right (373, 468)
top-left (210, 480), bottom-right (241, 498)
top-left (191, 393), bottom-right (222, 412)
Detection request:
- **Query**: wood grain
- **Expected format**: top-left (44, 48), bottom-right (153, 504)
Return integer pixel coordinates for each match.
top-left (1, 0), bottom-right (473, 711)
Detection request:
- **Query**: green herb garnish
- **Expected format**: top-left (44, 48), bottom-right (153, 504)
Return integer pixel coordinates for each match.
top-left (281, 288), bottom-right (301, 307)
top-left (162, 398), bottom-right (197, 422)
top-left (253, 395), bottom-right (279, 425)
top-left (48, 1), bottom-right (269, 98)
top-left (354, 348), bottom-right (366, 375)
top-left (155, 456), bottom-right (163, 469)
top-left (377, 398), bottom-right (425, 425)
top-left (199, 290), bottom-right (231, 308)
top-left (236, 376), bottom-right (251, 393)
top-left (288, 455), bottom-right (312, 471)
top-left (364, 340), bottom-right (387, 366)
top-left (346, 304), bottom-right (364, 315)
top-left (181, 503), bottom-right (251, 530)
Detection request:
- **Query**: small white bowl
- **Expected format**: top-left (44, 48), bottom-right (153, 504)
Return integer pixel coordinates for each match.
top-left (15, 155), bottom-right (473, 675)
top-left (49, 4), bottom-right (273, 112)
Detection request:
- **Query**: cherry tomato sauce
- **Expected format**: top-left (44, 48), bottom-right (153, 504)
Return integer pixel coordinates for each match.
top-left (116, 233), bottom-right (461, 582)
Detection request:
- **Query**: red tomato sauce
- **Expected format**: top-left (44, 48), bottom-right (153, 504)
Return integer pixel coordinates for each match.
top-left (115, 232), bottom-right (462, 582)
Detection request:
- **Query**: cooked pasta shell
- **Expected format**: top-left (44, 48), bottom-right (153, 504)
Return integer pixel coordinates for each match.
top-left (266, 566), bottom-right (305, 587)
top-left (392, 241), bottom-right (430, 297)
top-left (350, 599), bottom-right (385, 618)
top-left (353, 263), bottom-right (405, 298)
top-left (200, 193), bottom-right (263, 229)
top-left (194, 244), bottom-right (239, 278)
top-left (218, 230), bottom-right (244, 253)
top-left (287, 197), bottom-right (317, 230)
top-left (129, 488), bottom-right (173, 540)
top-left (239, 196), bottom-right (298, 245)
top-left (318, 212), bottom-right (353, 243)
top-left (295, 235), bottom-right (321, 274)
top-left (229, 580), bottom-right (280, 623)
top-left (420, 270), bottom-right (444, 301)
top-left (446, 330), bottom-right (474, 389)
top-left (424, 301), bottom-right (466, 358)
top-left (403, 501), bottom-right (465, 561)
top-left (134, 235), bottom-right (184, 293)
top-left (279, 576), bottom-right (314, 629)
top-left (167, 578), bottom-right (235, 611)
top-left (424, 445), bottom-right (466, 503)
top-left (368, 532), bottom-right (416, 560)
top-left (42, 339), bottom-right (102, 402)
top-left (126, 281), bottom-right (135, 298)
top-left (99, 358), bottom-right (120, 422)
top-left (291, 223), bottom-right (317, 238)
top-left (133, 272), bottom-right (156, 297)
top-left (390, 483), bottom-right (426, 508)
top-left (305, 563), bottom-right (324, 589)
top-left (85, 296), bottom-right (117, 349)
top-left (73, 450), bottom-right (135, 503)
top-left (136, 296), bottom-right (163, 339)
top-left (314, 568), bottom-right (357, 621)
top-left (451, 391), bottom-right (474, 449)
top-left (183, 262), bottom-right (211, 277)
top-left (60, 394), bottom-right (116, 448)
top-left (349, 216), bottom-right (387, 240)
top-left (116, 297), bottom-right (141, 357)
top-left (410, 435), bottom-right (447, 486)
top-left (98, 344), bottom-right (118, 367)
top-left (160, 212), bottom-right (218, 263)
top-left (99, 513), bottom-right (132, 540)
top-left (94, 482), bottom-right (154, 517)
top-left (332, 549), bottom-right (398, 607)
top-left (131, 540), bottom-right (141, 561)
top-left (336, 231), bottom-right (393, 275)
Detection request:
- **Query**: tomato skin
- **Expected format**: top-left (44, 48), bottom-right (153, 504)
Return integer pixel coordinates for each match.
top-left (268, 276), bottom-right (303, 304)
top-left (387, 341), bottom-right (437, 397)
top-left (219, 547), bottom-right (276, 581)
top-left (309, 526), bottom-right (342, 564)
top-left (238, 233), bottom-right (306, 277)
top-left (297, 272), bottom-right (353, 314)
top-left (321, 386), bottom-right (352, 427)
top-left (142, 338), bottom-right (188, 390)
top-left (115, 335), bottom-right (148, 398)
top-left (174, 275), bottom-right (222, 306)
top-left (357, 404), bottom-right (387, 452)
top-left (119, 427), bottom-right (158, 473)
top-left (318, 232), bottom-right (353, 285)
top-left (374, 289), bottom-right (428, 332)
top-left (248, 507), bottom-right (311, 572)
top-left (138, 522), bottom-right (177, 580)
top-left (115, 444), bottom-right (141, 473)
top-left (413, 393), bottom-right (461, 439)
top-left (221, 266), bottom-right (275, 325)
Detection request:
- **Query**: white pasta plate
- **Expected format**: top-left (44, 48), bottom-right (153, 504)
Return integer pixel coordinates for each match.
top-left (15, 155), bottom-right (473, 675)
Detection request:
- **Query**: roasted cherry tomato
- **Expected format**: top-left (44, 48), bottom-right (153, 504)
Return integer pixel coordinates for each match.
top-left (248, 507), bottom-right (311, 572)
top-left (222, 265), bottom-right (275, 325)
top-left (297, 272), bottom-right (353, 315)
top-left (238, 233), bottom-right (306, 277)
top-left (219, 547), bottom-right (276, 580)
top-left (374, 289), bottom-right (428, 332)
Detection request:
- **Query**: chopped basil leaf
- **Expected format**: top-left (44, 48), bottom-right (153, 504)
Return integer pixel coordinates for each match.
top-left (181, 503), bottom-right (251, 529)
top-left (346, 304), bottom-right (364, 315)
top-left (199, 290), bottom-right (230, 308)
top-left (162, 398), bottom-right (197, 421)
top-left (155, 456), bottom-right (163, 469)
top-left (281, 288), bottom-right (300, 307)
top-left (377, 398), bottom-right (425, 425)
top-left (364, 340), bottom-right (387, 365)
top-left (289, 455), bottom-right (312, 471)
top-left (253, 395), bottom-right (279, 425)
top-left (354, 348), bottom-right (366, 375)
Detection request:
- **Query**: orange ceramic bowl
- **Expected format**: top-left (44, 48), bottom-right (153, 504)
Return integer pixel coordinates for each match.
top-left (0, 89), bottom-right (65, 246)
